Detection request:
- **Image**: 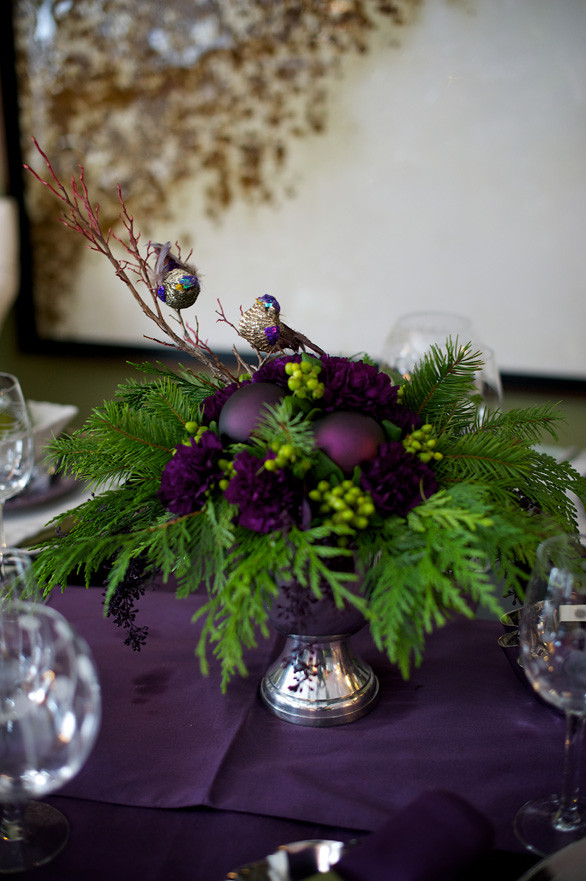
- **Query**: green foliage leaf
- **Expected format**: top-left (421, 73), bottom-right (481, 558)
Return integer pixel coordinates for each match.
top-left (31, 358), bottom-right (586, 690)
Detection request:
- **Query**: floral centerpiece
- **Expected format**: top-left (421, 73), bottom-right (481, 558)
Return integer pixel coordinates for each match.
top-left (28, 143), bottom-right (586, 699)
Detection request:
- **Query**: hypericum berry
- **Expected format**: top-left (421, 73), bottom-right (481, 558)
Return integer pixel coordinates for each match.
top-left (403, 424), bottom-right (443, 462)
top-left (218, 457), bottom-right (236, 491)
top-left (284, 358), bottom-right (324, 400)
top-left (308, 478), bottom-right (376, 532)
top-left (263, 441), bottom-right (311, 478)
top-left (183, 422), bottom-right (209, 443)
top-left (175, 423), bottom-right (210, 453)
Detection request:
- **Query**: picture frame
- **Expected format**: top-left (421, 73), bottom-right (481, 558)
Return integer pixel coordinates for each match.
top-left (2, 0), bottom-right (586, 388)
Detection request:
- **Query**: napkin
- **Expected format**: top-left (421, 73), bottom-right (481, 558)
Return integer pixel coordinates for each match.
top-left (313, 790), bottom-right (494, 881)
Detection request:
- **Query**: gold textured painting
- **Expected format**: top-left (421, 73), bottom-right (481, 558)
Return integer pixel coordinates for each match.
top-left (7, 0), bottom-right (586, 380)
top-left (13, 1), bottom-right (417, 341)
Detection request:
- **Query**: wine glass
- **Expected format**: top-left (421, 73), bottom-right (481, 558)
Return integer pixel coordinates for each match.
top-left (514, 533), bottom-right (586, 856)
top-left (380, 312), bottom-right (502, 415)
top-left (0, 374), bottom-right (34, 549)
top-left (380, 311), bottom-right (475, 377)
top-left (0, 548), bottom-right (101, 872)
top-left (473, 344), bottom-right (503, 418)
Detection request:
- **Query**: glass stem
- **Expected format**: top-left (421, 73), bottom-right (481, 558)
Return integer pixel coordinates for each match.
top-left (554, 711), bottom-right (586, 830)
top-left (0, 802), bottom-right (26, 843)
top-left (0, 499), bottom-right (5, 551)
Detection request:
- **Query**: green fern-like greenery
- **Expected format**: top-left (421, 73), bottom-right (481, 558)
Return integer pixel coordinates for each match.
top-left (33, 346), bottom-right (586, 690)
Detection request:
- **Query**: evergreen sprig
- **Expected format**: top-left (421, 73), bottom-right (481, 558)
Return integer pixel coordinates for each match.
top-left (400, 340), bottom-right (484, 433)
top-left (29, 144), bottom-right (584, 693)
top-left (32, 346), bottom-right (586, 691)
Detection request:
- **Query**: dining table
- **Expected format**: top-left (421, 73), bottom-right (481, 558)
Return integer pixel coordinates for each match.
top-left (5, 448), bottom-right (586, 881)
top-left (2, 579), bottom-right (564, 881)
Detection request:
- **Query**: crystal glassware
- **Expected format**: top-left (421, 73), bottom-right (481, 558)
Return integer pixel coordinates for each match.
top-left (380, 311), bottom-right (474, 377)
top-left (0, 548), bottom-right (101, 872)
top-left (380, 312), bottom-right (502, 416)
top-left (473, 344), bottom-right (503, 417)
top-left (514, 533), bottom-right (586, 856)
top-left (0, 374), bottom-right (34, 549)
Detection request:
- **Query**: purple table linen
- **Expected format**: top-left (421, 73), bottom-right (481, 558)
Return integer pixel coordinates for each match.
top-left (334, 790), bottom-right (494, 881)
top-left (48, 587), bottom-right (568, 854)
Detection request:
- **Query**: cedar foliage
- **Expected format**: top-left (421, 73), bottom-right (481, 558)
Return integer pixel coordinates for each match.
top-left (34, 345), bottom-right (586, 689)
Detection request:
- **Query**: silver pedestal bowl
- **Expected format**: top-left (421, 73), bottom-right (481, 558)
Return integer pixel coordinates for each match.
top-left (260, 574), bottom-right (379, 727)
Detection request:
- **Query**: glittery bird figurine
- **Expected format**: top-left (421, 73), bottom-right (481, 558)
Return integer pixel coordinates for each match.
top-left (152, 241), bottom-right (200, 310)
top-left (239, 294), bottom-right (324, 356)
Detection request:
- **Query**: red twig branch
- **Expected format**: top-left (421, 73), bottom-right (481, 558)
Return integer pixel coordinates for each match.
top-left (24, 138), bottom-right (238, 381)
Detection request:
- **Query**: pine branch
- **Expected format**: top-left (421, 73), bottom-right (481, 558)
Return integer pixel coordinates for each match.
top-left (516, 453), bottom-right (586, 531)
top-left (476, 404), bottom-right (563, 444)
top-left (400, 340), bottom-right (484, 433)
top-left (436, 431), bottom-right (534, 487)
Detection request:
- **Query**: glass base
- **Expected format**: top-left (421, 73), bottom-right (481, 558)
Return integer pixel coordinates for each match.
top-left (0, 802), bottom-right (69, 874)
top-left (514, 794), bottom-right (586, 857)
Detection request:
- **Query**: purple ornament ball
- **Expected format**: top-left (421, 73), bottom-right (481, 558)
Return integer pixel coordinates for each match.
top-left (218, 382), bottom-right (285, 442)
top-left (313, 411), bottom-right (385, 473)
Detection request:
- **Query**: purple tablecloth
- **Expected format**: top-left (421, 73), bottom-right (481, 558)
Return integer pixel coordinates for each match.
top-left (21, 795), bottom-right (538, 881)
top-left (45, 586), bottom-right (567, 856)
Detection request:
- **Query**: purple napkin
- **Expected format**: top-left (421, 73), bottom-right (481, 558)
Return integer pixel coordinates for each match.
top-left (334, 790), bottom-right (494, 881)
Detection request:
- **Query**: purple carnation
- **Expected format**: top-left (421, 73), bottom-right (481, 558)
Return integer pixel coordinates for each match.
top-left (252, 355), bottom-right (301, 388)
top-left (252, 354), bottom-right (420, 437)
top-left (360, 441), bottom-right (438, 518)
top-left (158, 431), bottom-right (224, 515)
top-left (224, 450), bottom-right (305, 534)
top-left (201, 381), bottom-right (249, 425)
top-left (319, 356), bottom-right (420, 432)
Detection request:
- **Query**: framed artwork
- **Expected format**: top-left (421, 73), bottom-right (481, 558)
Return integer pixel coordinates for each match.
top-left (2, 0), bottom-right (586, 383)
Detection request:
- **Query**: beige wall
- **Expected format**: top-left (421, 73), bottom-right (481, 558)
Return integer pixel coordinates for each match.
top-left (15, 0), bottom-right (586, 380)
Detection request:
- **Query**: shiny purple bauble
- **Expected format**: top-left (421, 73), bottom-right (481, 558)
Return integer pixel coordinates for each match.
top-left (218, 382), bottom-right (285, 441)
top-left (313, 411), bottom-right (385, 473)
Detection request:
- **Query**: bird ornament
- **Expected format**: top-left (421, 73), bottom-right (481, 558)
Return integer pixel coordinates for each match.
top-left (239, 294), bottom-right (324, 356)
top-left (152, 241), bottom-right (200, 310)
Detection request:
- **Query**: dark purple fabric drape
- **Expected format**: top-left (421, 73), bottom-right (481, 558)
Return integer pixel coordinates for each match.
top-left (44, 587), bottom-right (564, 857)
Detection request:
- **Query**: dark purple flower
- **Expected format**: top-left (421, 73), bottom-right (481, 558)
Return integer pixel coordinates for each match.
top-left (224, 450), bottom-right (305, 534)
top-left (252, 355), bottom-right (301, 388)
top-left (201, 381), bottom-right (249, 425)
top-left (360, 441), bottom-right (438, 518)
top-left (158, 431), bottom-right (224, 515)
top-left (318, 356), bottom-right (420, 432)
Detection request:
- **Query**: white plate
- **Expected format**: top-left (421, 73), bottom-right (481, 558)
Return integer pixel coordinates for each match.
top-left (518, 836), bottom-right (586, 881)
top-left (28, 400), bottom-right (78, 461)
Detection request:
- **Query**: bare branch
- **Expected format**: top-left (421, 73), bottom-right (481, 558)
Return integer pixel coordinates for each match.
top-left (25, 138), bottom-right (239, 382)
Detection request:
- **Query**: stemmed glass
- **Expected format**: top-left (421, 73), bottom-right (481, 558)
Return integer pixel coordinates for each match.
top-left (380, 312), bottom-right (502, 414)
top-left (0, 548), bottom-right (101, 872)
top-left (514, 533), bottom-right (586, 856)
top-left (380, 311), bottom-right (475, 377)
top-left (0, 374), bottom-right (34, 549)
top-left (473, 345), bottom-right (503, 417)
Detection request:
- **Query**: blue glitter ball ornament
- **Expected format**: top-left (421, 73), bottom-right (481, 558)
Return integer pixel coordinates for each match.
top-left (158, 268), bottom-right (200, 309)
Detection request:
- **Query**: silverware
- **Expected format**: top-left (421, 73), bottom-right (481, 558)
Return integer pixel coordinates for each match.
top-left (226, 839), bottom-right (346, 881)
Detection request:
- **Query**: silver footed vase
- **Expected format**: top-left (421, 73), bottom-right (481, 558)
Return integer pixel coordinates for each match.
top-left (260, 569), bottom-right (379, 727)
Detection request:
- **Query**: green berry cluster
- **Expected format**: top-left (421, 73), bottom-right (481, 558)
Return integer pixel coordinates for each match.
top-left (284, 360), bottom-right (324, 399)
top-left (308, 479), bottom-right (375, 531)
top-left (171, 421), bottom-right (208, 455)
top-left (403, 424), bottom-right (443, 463)
top-left (185, 421), bottom-right (208, 442)
top-left (218, 457), bottom-right (236, 491)
top-left (264, 441), bottom-right (311, 478)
